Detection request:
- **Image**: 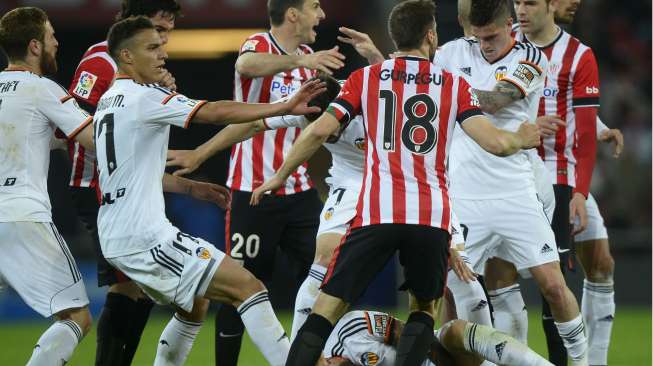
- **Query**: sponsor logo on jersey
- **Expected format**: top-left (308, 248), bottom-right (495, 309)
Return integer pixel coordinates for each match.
top-left (360, 352), bottom-right (379, 366)
top-left (469, 88), bottom-right (481, 107)
top-left (241, 39), bottom-right (259, 53)
top-left (494, 66), bottom-right (508, 81)
top-left (354, 137), bottom-right (366, 150)
top-left (324, 207), bottom-right (335, 220)
top-left (271, 80), bottom-right (298, 96)
top-left (73, 71), bottom-right (97, 99)
top-left (541, 243), bottom-right (554, 254)
top-left (196, 247), bottom-right (212, 260)
top-left (513, 64), bottom-right (535, 87)
top-left (543, 87), bottom-right (559, 97)
top-left (460, 67), bottom-right (472, 76)
top-left (585, 86), bottom-right (599, 94)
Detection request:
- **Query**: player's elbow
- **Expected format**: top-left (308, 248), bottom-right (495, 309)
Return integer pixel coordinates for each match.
top-left (235, 55), bottom-right (258, 78)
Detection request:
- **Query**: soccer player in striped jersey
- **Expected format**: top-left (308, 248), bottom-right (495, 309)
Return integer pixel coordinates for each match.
top-left (214, 1), bottom-right (347, 363)
top-left (267, 2), bottom-right (540, 365)
top-left (0, 7), bottom-right (95, 365)
top-left (58, 2), bottom-right (181, 364)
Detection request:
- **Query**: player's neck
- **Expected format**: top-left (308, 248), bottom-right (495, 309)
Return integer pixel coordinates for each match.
top-left (6, 60), bottom-right (41, 75)
top-left (524, 22), bottom-right (560, 47)
top-left (394, 45), bottom-right (430, 60)
top-left (270, 26), bottom-right (301, 53)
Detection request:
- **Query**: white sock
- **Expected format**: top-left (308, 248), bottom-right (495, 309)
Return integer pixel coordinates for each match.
top-left (488, 284), bottom-right (529, 344)
top-left (238, 291), bottom-right (290, 366)
top-left (582, 279), bottom-right (614, 365)
top-left (555, 314), bottom-right (589, 363)
top-left (154, 313), bottom-right (202, 366)
top-left (461, 322), bottom-right (553, 366)
top-left (27, 319), bottom-right (83, 366)
top-left (291, 264), bottom-right (326, 340)
top-left (446, 268), bottom-right (492, 326)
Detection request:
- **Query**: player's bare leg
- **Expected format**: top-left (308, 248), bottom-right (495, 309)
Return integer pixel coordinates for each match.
top-left (291, 232), bottom-right (342, 340)
top-left (27, 306), bottom-right (92, 366)
top-left (204, 256), bottom-right (289, 366)
top-left (154, 298), bottom-right (210, 366)
top-left (484, 257), bottom-right (529, 344)
top-left (529, 262), bottom-right (589, 365)
top-left (576, 239), bottom-right (615, 365)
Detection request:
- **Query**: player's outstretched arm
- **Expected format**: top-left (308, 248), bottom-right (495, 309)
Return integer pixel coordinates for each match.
top-left (461, 115), bottom-right (541, 156)
top-left (162, 173), bottom-right (231, 209)
top-left (337, 27), bottom-right (385, 65)
top-left (72, 122), bottom-right (95, 151)
top-left (191, 79), bottom-right (325, 125)
top-left (471, 80), bottom-right (523, 114)
top-left (167, 120), bottom-right (267, 176)
top-left (250, 113), bottom-right (340, 205)
top-left (236, 47), bottom-right (345, 78)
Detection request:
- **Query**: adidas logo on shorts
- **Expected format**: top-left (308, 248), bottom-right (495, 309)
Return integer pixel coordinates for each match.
top-left (471, 300), bottom-right (488, 312)
top-left (495, 341), bottom-right (507, 360)
top-left (541, 243), bottom-right (554, 254)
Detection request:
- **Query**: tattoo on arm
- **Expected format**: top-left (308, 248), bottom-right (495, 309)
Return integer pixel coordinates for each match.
top-left (472, 81), bottom-right (523, 114)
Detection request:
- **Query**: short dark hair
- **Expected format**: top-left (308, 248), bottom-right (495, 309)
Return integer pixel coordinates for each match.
top-left (0, 7), bottom-right (48, 61)
top-left (107, 16), bottom-right (155, 61)
top-left (268, 0), bottom-right (305, 27)
top-left (469, 0), bottom-right (511, 27)
top-left (388, 0), bottom-right (436, 51)
top-left (305, 72), bottom-right (341, 122)
top-left (116, 0), bottom-right (181, 21)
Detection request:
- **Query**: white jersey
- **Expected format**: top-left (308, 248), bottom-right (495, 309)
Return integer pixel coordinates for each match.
top-left (434, 38), bottom-right (548, 199)
top-left (264, 114), bottom-right (366, 189)
top-left (0, 70), bottom-right (91, 222)
top-left (95, 76), bottom-right (207, 258)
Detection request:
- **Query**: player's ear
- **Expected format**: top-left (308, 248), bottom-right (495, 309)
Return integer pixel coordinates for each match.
top-left (27, 38), bottom-right (41, 58)
top-left (286, 6), bottom-right (299, 23)
top-left (119, 48), bottom-right (133, 65)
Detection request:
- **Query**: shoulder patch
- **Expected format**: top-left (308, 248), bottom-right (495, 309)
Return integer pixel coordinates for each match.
top-left (72, 71), bottom-right (98, 99)
top-left (241, 39), bottom-right (260, 53)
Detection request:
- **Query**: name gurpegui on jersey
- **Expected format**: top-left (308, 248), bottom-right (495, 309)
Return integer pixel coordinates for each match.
top-left (227, 32), bottom-right (316, 195)
top-left (434, 38), bottom-right (548, 200)
top-left (513, 26), bottom-right (599, 197)
top-left (0, 70), bottom-right (92, 222)
top-left (329, 56), bottom-right (483, 230)
top-left (94, 76), bottom-right (206, 258)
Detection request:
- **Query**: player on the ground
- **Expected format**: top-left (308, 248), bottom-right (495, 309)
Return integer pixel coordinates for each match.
top-left (214, 1), bottom-right (346, 362)
top-left (0, 7), bottom-right (95, 365)
top-left (318, 310), bottom-right (553, 366)
top-left (511, 0), bottom-right (601, 363)
top-left (95, 16), bottom-right (324, 366)
top-left (259, 2), bottom-right (541, 365)
top-left (60, 1), bottom-right (181, 364)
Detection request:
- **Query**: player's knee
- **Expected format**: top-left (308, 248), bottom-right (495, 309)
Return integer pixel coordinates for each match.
top-left (438, 319), bottom-right (466, 351)
top-left (587, 254), bottom-right (615, 282)
top-left (58, 307), bottom-right (93, 336)
top-left (539, 280), bottom-right (567, 306)
top-left (236, 273), bottom-right (266, 303)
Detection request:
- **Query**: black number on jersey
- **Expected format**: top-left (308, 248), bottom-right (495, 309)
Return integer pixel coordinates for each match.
top-left (332, 188), bottom-right (347, 205)
top-left (96, 113), bottom-right (117, 175)
top-left (379, 91), bottom-right (439, 154)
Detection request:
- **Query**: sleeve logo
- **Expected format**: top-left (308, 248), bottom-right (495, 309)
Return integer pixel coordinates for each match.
top-left (73, 71), bottom-right (98, 99)
top-left (585, 86), bottom-right (599, 94)
top-left (241, 39), bottom-right (259, 52)
top-left (175, 95), bottom-right (200, 108)
top-left (512, 64), bottom-right (535, 87)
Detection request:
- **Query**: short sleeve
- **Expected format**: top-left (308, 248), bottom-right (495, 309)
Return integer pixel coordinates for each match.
top-left (327, 68), bottom-right (364, 124)
top-left (238, 34), bottom-right (270, 56)
top-left (456, 77), bottom-right (484, 124)
top-left (38, 80), bottom-right (92, 139)
top-left (500, 46), bottom-right (548, 98)
top-left (263, 115), bottom-right (309, 130)
top-left (68, 55), bottom-right (116, 109)
top-left (572, 48), bottom-right (600, 108)
top-left (140, 88), bottom-right (207, 129)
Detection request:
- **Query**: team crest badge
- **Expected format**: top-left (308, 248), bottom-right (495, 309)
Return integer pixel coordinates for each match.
top-left (196, 247), bottom-right (211, 260)
top-left (360, 352), bottom-right (379, 365)
top-left (494, 66), bottom-right (508, 81)
top-left (354, 138), bottom-right (366, 151)
top-left (324, 207), bottom-right (335, 221)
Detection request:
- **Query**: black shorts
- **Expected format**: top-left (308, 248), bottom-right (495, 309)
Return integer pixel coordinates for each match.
top-left (225, 189), bottom-right (321, 283)
top-left (70, 186), bottom-right (128, 287)
top-left (321, 224), bottom-right (450, 304)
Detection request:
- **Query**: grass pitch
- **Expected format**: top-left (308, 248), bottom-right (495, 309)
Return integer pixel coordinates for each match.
top-left (0, 307), bottom-right (649, 365)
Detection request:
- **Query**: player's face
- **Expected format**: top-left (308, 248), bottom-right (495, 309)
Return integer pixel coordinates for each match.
top-left (554, 0), bottom-right (581, 24)
top-left (471, 18), bottom-right (513, 63)
top-left (149, 11), bottom-right (176, 45)
top-left (39, 21), bottom-right (58, 76)
top-left (514, 0), bottom-right (553, 34)
top-left (129, 29), bottom-right (168, 84)
top-left (296, 0), bottom-right (326, 44)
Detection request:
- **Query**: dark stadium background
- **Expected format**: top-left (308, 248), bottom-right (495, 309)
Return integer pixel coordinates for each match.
top-left (0, 0), bottom-right (649, 319)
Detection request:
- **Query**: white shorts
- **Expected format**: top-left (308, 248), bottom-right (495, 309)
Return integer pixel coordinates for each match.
top-left (450, 211), bottom-right (465, 246)
top-left (317, 185), bottom-right (358, 236)
top-left (0, 222), bottom-right (89, 317)
top-left (107, 232), bottom-right (224, 313)
top-left (454, 192), bottom-right (559, 275)
top-left (531, 152), bottom-right (555, 222)
top-left (574, 193), bottom-right (609, 242)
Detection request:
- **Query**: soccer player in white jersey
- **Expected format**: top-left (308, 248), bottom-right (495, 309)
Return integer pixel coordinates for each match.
top-left (0, 7), bottom-right (95, 365)
top-left (95, 17), bottom-right (324, 366)
top-left (319, 310), bottom-right (553, 366)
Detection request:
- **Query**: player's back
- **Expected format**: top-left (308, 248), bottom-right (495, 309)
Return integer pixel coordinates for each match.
top-left (0, 70), bottom-right (89, 222)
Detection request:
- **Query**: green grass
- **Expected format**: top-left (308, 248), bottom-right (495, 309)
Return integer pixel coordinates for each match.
top-left (0, 307), bottom-right (649, 365)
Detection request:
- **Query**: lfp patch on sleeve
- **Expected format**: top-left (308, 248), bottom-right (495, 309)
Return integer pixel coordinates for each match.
top-left (73, 71), bottom-right (98, 99)
top-left (241, 39), bottom-right (259, 53)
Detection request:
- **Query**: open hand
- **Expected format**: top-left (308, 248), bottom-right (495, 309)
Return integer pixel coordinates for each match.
top-left (570, 192), bottom-right (588, 235)
top-left (301, 46), bottom-right (346, 75)
top-left (285, 79), bottom-right (327, 116)
top-left (190, 181), bottom-right (231, 209)
top-left (599, 128), bottom-right (624, 158)
top-left (535, 115), bottom-right (566, 136)
top-left (166, 149), bottom-right (204, 176)
top-left (337, 27), bottom-right (384, 64)
top-left (517, 122), bottom-right (542, 149)
top-left (250, 175), bottom-right (285, 206)
top-left (449, 248), bottom-right (477, 283)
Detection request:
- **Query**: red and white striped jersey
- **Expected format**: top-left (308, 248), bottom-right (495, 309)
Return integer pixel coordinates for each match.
top-left (227, 32), bottom-right (316, 194)
top-left (513, 27), bottom-right (599, 196)
top-left (329, 56), bottom-right (483, 231)
top-left (65, 41), bottom-right (117, 189)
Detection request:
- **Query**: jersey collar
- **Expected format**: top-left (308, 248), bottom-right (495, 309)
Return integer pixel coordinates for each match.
top-left (481, 39), bottom-right (516, 65)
